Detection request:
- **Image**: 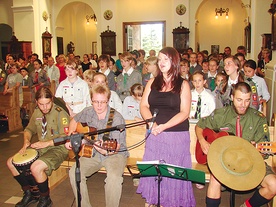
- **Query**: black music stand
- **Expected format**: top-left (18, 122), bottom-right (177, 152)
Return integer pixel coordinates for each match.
top-left (137, 160), bottom-right (205, 207)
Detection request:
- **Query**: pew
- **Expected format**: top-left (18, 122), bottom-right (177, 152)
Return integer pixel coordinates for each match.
top-left (22, 87), bottom-right (36, 118)
top-left (0, 87), bottom-right (22, 132)
top-left (49, 80), bottom-right (57, 95)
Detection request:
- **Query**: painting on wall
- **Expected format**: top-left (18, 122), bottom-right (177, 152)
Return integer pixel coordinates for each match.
top-left (211, 45), bottom-right (219, 54)
top-left (57, 37), bottom-right (64, 55)
top-left (100, 30), bottom-right (116, 56)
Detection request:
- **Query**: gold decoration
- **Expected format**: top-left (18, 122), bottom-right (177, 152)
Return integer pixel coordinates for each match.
top-left (104, 10), bottom-right (113, 20)
top-left (176, 4), bottom-right (186, 15)
top-left (42, 11), bottom-right (48, 21)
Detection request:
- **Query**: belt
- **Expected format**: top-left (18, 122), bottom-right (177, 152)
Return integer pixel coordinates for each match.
top-left (121, 91), bottom-right (129, 95)
top-left (66, 101), bottom-right (83, 106)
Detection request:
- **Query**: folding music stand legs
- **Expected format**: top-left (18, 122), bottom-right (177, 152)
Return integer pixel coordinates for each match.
top-left (137, 162), bottom-right (205, 207)
top-left (153, 164), bottom-right (162, 207)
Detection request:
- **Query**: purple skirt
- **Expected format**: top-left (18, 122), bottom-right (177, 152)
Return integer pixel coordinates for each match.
top-left (136, 131), bottom-right (196, 207)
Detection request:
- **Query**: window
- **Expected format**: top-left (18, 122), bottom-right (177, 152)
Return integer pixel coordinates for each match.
top-left (123, 21), bottom-right (165, 56)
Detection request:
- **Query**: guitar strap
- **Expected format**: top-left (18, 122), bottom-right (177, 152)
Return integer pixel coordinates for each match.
top-left (102, 108), bottom-right (115, 141)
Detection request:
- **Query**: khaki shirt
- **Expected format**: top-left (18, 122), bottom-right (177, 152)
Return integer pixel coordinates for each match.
top-left (197, 106), bottom-right (270, 143)
top-left (25, 104), bottom-right (70, 141)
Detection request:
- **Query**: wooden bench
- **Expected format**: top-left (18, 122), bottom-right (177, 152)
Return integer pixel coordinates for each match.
top-left (22, 87), bottom-right (36, 118)
top-left (49, 80), bottom-right (57, 96)
top-left (0, 87), bottom-right (22, 132)
top-left (49, 166), bottom-right (68, 190)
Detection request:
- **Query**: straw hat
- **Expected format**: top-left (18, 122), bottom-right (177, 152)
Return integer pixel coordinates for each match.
top-left (207, 135), bottom-right (265, 191)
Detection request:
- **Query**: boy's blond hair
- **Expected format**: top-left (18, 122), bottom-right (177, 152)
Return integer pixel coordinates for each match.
top-left (83, 70), bottom-right (96, 81)
top-left (145, 56), bottom-right (158, 65)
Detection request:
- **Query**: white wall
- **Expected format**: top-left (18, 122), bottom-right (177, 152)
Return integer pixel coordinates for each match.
top-left (0, 0), bottom-right (272, 60)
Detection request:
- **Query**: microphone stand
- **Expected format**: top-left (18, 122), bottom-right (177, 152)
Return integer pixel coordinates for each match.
top-left (70, 134), bottom-right (83, 207)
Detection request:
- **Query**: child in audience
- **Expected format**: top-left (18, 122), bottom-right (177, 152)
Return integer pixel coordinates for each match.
top-left (3, 63), bottom-right (23, 107)
top-left (55, 61), bottom-right (91, 117)
top-left (206, 59), bottom-right (219, 91)
top-left (20, 67), bottom-right (33, 89)
top-left (189, 71), bottom-right (215, 119)
top-left (83, 69), bottom-right (96, 89)
top-left (180, 59), bottom-right (190, 80)
top-left (122, 83), bottom-right (144, 120)
top-left (201, 59), bottom-right (209, 74)
top-left (116, 52), bottom-right (142, 101)
top-left (109, 57), bottom-right (119, 76)
top-left (30, 59), bottom-right (50, 91)
top-left (97, 54), bottom-right (116, 91)
top-left (131, 57), bottom-right (137, 70)
top-left (243, 59), bottom-right (270, 111)
top-left (92, 72), bottom-right (123, 115)
top-left (142, 56), bottom-right (159, 86)
top-left (212, 72), bottom-right (227, 109)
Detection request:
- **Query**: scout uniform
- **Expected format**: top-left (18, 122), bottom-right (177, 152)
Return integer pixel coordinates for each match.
top-left (116, 68), bottom-right (142, 101)
top-left (197, 106), bottom-right (270, 143)
top-left (189, 88), bottom-right (216, 119)
top-left (25, 104), bottom-right (70, 176)
top-left (55, 76), bottom-right (91, 114)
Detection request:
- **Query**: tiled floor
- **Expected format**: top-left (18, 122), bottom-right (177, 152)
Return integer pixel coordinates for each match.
top-left (0, 129), bottom-right (257, 207)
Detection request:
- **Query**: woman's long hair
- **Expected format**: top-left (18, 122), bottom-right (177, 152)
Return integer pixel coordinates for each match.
top-left (151, 47), bottom-right (183, 93)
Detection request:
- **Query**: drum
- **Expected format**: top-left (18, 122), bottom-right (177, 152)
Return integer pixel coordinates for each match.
top-left (12, 148), bottom-right (39, 176)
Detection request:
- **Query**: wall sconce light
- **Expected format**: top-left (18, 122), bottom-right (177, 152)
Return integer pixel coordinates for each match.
top-left (215, 8), bottom-right (229, 19)
top-left (86, 14), bottom-right (97, 25)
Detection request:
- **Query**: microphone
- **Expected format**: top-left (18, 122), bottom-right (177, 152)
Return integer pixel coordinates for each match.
top-left (148, 109), bottom-right (159, 133)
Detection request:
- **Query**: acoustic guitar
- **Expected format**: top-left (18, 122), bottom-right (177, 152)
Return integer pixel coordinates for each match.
top-left (195, 128), bottom-right (276, 165)
top-left (68, 122), bottom-right (118, 159)
top-left (195, 128), bottom-right (229, 164)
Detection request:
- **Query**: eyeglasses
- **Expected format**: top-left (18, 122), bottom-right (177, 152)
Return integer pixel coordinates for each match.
top-left (92, 100), bottom-right (108, 105)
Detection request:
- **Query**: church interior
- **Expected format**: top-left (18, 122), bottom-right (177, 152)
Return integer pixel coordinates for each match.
top-left (0, 0), bottom-right (276, 206)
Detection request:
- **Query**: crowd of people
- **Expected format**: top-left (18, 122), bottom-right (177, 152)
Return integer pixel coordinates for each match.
top-left (1, 44), bottom-right (275, 207)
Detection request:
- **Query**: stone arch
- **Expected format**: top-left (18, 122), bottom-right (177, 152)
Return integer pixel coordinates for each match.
top-left (194, 0), bottom-right (248, 54)
top-left (55, 1), bottom-right (97, 56)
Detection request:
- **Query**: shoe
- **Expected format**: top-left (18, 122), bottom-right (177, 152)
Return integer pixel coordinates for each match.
top-left (15, 190), bottom-right (39, 207)
top-left (240, 203), bottom-right (247, 207)
top-left (195, 183), bottom-right (205, 189)
top-left (36, 196), bottom-right (52, 207)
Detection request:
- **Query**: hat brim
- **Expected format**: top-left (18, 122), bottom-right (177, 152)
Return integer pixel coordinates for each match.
top-left (207, 135), bottom-right (265, 191)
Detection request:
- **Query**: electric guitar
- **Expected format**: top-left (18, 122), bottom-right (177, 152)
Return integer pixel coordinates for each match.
top-left (195, 128), bottom-right (276, 165)
top-left (68, 122), bottom-right (118, 159)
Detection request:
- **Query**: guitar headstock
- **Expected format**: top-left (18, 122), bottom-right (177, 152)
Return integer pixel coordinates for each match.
top-left (102, 139), bottom-right (117, 152)
top-left (256, 142), bottom-right (276, 155)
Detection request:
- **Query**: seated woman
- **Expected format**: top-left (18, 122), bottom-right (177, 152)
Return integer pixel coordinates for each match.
top-left (122, 83), bottom-right (144, 120)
